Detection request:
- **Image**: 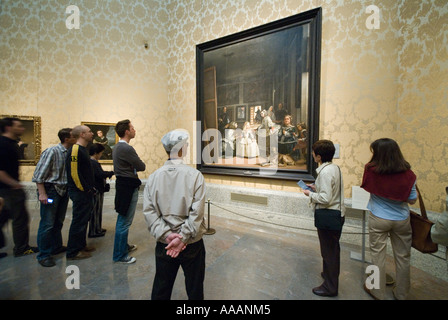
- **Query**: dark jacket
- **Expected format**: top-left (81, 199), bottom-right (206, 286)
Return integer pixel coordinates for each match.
top-left (90, 159), bottom-right (114, 193)
top-left (115, 176), bottom-right (141, 216)
top-left (66, 144), bottom-right (95, 193)
top-left (0, 136), bottom-right (19, 189)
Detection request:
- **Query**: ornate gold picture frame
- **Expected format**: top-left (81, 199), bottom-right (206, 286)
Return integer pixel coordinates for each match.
top-left (81, 121), bottom-right (118, 164)
top-left (0, 115), bottom-right (42, 166)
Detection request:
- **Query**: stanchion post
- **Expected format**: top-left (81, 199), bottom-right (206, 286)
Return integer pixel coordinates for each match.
top-left (204, 198), bottom-right (216, 235)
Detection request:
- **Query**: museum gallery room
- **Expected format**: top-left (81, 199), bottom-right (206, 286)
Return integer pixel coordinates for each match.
top-left (0, 0), bottom-right (447, 303)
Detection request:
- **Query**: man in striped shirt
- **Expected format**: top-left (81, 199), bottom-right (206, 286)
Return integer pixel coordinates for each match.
top-left (32, 128), bottom-right (75, 267)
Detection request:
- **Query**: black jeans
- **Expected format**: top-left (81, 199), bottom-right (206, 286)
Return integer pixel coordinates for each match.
top-left (152, 239), bottom-right (206, 300)
top-left (0, 188), bottom-right (30, 255)
top-left (66, 188), bottom-right (94, 258)
top-left (317, 226), bottom-right (343, 294)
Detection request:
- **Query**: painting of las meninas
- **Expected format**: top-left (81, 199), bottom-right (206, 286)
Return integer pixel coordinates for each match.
top-left (196, 8), bottom-right (322, 181)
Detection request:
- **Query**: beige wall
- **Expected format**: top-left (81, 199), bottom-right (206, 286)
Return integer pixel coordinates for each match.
top-left (167, 0), bottom-right (448, 212)
top-left (0, 0), bottom-right (171, 179)
top-left (396, 0), bottom-right (448, 212)
top-left (1, 0), bottom-right (447, 211)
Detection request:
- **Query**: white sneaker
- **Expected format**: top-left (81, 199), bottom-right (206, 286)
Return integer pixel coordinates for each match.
top-left (116, 256), bottom-right (136, 264)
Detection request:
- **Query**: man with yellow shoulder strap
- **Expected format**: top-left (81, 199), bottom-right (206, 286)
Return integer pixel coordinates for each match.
top-left (65, 125), bottom-right (96, 260)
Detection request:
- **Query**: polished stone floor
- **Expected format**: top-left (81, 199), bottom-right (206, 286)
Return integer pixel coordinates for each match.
top-left (0, 203), bottom-right (447, 300)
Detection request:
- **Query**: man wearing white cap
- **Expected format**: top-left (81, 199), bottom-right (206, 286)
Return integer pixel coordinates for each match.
top-left (143, 129), bottom-right (207, 300)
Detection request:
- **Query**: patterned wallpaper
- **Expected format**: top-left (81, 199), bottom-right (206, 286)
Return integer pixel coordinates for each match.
top-left (0, 0), bottom-right (171, 179)
top-left (166, 0), bottom-right (448, 212)
top-left (1, 0), bottom-right (447, 211)
top-left (396, 0), bottom-right (448, 212)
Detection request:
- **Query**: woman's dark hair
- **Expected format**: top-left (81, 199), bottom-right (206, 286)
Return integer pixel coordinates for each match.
top-left (115, 119), bottom-right (130, 138)
top-left (89, 143), bottom-right (105, 156)
top-left (368, 138), bottom-right (410, 174)
top-left (312, 140), bottom-right (335, 163)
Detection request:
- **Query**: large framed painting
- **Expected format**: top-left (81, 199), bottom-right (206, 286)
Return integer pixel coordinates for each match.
top-left (196, 8), bottom-right (322, 181)
top-left (81, 121), bottom-right (118, 164)
top-left (0, 115), bottom-right (42, 166)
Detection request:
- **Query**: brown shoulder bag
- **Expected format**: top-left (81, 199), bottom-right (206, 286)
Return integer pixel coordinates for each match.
top-left (410, 185), bottom-right (438, 253)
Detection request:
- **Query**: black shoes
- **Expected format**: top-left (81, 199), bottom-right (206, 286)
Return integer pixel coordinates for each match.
top-left (88, 229), bottom-right (107, 238)
top-left (314, 272), bottom-right (338, 297)
top-left (37, 246), bottom-right (67, 267)
top-left (312, 286), bottom-right (338, 297)
top-left (88, 231), bottom-right (106, 238)
top-left (38, 257), bottom-right (56, 267)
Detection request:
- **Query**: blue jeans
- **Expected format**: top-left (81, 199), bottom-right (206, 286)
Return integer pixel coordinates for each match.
top-left (37, 185), bottom-right (69, 261)
top-left (66, 188), bottom-right (94, 258)
top-left (113, 188), bottom-right (138, 261)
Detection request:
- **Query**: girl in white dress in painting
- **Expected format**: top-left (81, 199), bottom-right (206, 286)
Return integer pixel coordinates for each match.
top-left (237, 122), bottom-right (259, 158)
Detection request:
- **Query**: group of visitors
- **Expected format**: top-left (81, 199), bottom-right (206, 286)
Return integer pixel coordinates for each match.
top-left (0, 115), bottom-right (440, 300)
top-left (0, 117), bottom-right (205, 300)
top-left (0, 118), bottom-right (146, 266)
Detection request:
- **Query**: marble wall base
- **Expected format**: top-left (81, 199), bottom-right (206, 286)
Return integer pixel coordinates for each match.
top-left (22, 180), bottom-right (442, 232)
top-left (22, 180), bottom-right (447, 281)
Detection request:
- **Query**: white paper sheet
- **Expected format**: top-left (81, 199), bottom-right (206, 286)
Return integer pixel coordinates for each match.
top-left (351, 186), bottom-right (370, 211)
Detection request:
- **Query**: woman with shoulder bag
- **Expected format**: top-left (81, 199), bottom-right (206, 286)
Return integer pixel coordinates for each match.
top-left (361, 138), bottom-right (417, 300)
top-left (303, 140), bottom-right (344, 297)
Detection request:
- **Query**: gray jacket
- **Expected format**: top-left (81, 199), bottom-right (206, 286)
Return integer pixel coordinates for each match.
top-left (143, 159), bottom-right (206, 245)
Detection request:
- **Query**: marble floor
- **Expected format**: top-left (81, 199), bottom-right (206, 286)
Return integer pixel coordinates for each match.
top-left (0, 203), bottom-right (447, 300)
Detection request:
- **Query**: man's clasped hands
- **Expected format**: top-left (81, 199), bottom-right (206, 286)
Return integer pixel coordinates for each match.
top-left (164, 233), bottom-right (187, 258)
